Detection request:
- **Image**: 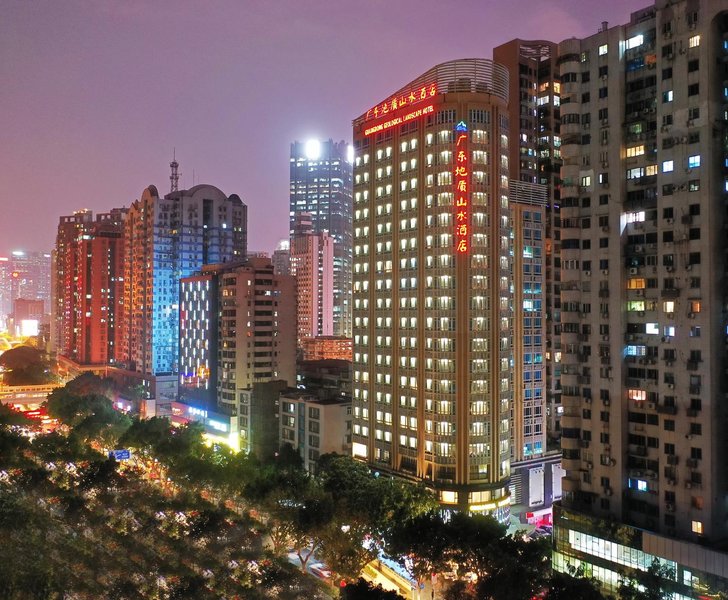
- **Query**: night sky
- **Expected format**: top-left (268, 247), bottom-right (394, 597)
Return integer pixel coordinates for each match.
top-left (1, 0), bottom-right (643, 255)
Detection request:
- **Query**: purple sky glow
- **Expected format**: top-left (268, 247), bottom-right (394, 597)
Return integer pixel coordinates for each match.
top-left (1, 0), bottom-right (644, 255)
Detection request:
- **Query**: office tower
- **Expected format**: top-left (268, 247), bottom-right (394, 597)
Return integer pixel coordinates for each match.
top-left (52, 208), bottom-right (127, 365)
top-left (179, 256), bottom-right (296, 402)
top-left (10, 298), bottom-right (45, 337)
top-left (553, 1), bottom-right (728, 595)
top-left (178, 270), bottom-right (218, 404)
top-left (120, 184), bottom-right (246, 395)
top-left (0, 250), bottom-right (52, 327)
top-left (351, 59), bottom-right (513, 517)
top-left (289, 212), bottom-right (335, 345)
top-left (271, 239), bottom-right (291, 276)
top-left (290, 138), bottom-right (353, 337)
top-left (494, 39), bottom-right (564, 446)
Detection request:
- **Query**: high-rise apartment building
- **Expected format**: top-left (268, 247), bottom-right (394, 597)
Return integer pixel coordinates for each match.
top-left (290, 139), bottom-right (353, 337)
top-left (52, 209), bottom-right (126, 365)
top-left (351, 59), bottom-right (513, 517)
top-left (553, 1), bottom-right (728, 595)
top-left (494, 39), bottom-right (564, 445)
top-left (120, 184), bottom-right (246, 392)
top-left (289, 212), bottom-right (335, 345)
top-left (179, 256), bottom-right (296, 405)
top-left (510, 181), bottom-right (548, 462)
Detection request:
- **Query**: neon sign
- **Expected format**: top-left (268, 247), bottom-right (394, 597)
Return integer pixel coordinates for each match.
top-left (454, 121), bottom-right (469, 254)
top-left (364, 104), bottom-right (434, 136)
top-left (364, 84), bottom-right (437, 122)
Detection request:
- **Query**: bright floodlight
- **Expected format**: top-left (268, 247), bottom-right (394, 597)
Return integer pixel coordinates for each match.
top-left (305, 139), bottom-right (321, 160)
top-left (347, 144), bottom-right (355, 163)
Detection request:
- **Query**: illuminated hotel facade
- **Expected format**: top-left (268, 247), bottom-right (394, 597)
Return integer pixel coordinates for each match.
top-left (351, 59), bottom-right (513, 516)
top-left (551, 1), bottom-right (728, 596)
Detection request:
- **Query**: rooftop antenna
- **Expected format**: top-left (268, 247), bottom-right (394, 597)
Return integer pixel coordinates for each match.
top-left (170, 149), bottom-right (180, 193)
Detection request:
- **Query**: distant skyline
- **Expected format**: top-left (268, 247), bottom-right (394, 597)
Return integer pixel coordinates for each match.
top-left (1, 0), bottom-right (643, 255)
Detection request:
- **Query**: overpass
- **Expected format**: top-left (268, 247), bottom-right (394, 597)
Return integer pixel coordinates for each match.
top-left (0, 384), bottom-right (60, 407)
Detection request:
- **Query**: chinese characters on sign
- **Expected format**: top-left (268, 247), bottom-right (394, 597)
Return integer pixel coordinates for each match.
top-left (364, 84), bottom-right (437, 122)
top-left (454, 121), bottom-right (469, 254)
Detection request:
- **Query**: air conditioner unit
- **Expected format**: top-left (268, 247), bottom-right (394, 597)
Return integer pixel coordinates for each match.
top-left (680, 136), bottom-right (688, 143)
top-left (609, 458), bottom-right (617, 466)
top-left (685, 481), bottom-right (692, 489)
top-left (602, 118), bottom-right (608, 125)
top-left (686, 264), bottom-right (692, 271)
top-left (602, 269), bottom-right (609, 276)
top-left (585, 270), bottom-right (591, 276)
top-left (688, 312), bottom-right (695, 319)
top-left (604, 399), bottom-right (611, 406)
top-left (604, 444), bottom-right (611, 451)
top-left (636, 289), bottom-right (644, 296)
top-left (635, 245), bottom-right (644, 253)
top-left (665, 360), bottom-right (674, 366)
top-left (602, 161), bottom-right (609, 168)
top-left (629, 268), bottom-right (638, 275)
top-left (602, 335), bottom-right (609, 341)
top-left (602, 226), bottom-right (609, 232)
top-left (647, 402), bottom-right (656, 410)
top-left (638, 311), bottom-right (645, 317)
top-left (667, 383), bottom-right (674, 389)
top-left (667, 479), bottom-right (676, 486)
top-left (587, 462), bottom-right (593, 470)
top-left (605, 487), bottom-right (613, 496)
top-left (666, 266), bottom-right (674, 272)
top-left (666, 218), bottom-right (674, 224)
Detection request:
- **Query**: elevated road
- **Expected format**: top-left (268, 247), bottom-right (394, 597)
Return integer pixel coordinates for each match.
top-left (0, 384), bottom-right (59, 407)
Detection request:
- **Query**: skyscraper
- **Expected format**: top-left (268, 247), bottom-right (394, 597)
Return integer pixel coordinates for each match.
top-left (552, 1), bottom-right (728, 594)
top-left (289, 212), bottom-right (334, 345)
top-left (351, 59), bottom-right (513, 517)
top-left (290, 139), bottom-right (353, 337)
top-left (120, 184), bottom-right (246, 397)
top-left (1, 249), bottom-right (52, 330)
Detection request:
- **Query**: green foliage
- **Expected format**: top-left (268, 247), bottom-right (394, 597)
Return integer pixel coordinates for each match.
top-left (0, 345), bottom-right (55, 385)
top-left (340, 577), bottom-right (405, 599)
top-left (546, 568), bottom-right (604, 600)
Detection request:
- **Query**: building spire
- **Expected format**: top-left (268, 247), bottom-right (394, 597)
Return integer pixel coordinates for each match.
top-left (170, 149), bottom-right (180, 193)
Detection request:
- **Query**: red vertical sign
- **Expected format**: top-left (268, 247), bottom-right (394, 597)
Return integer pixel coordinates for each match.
top-left (454, 121), bottom-right (469, 254)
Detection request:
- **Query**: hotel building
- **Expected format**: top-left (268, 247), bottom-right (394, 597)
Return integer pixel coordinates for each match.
top-left (290, 139), bottom-right (353, 337)
top-left (552, 1), bottom-right (728, 596)
top-left (351, 59), bottom-right (513, 517)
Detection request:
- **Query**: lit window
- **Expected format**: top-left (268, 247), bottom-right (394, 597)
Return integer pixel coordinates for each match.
top-left (599, 44), bottom-right (608, 56)
top-left (663, 160), bottom-right (674, 172)
top-left (688, 155), bottom-right (701, 169)
top-left (626, 34), bottom-right (644, 50)
top-left (662, 90), bottom-right (673, 103)
top-left (626, 145), bottom-right (645, 158)
top-left (689, 35), bottom-right (701, 48)
top-left (692, 520), bottom-right (703, 534)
